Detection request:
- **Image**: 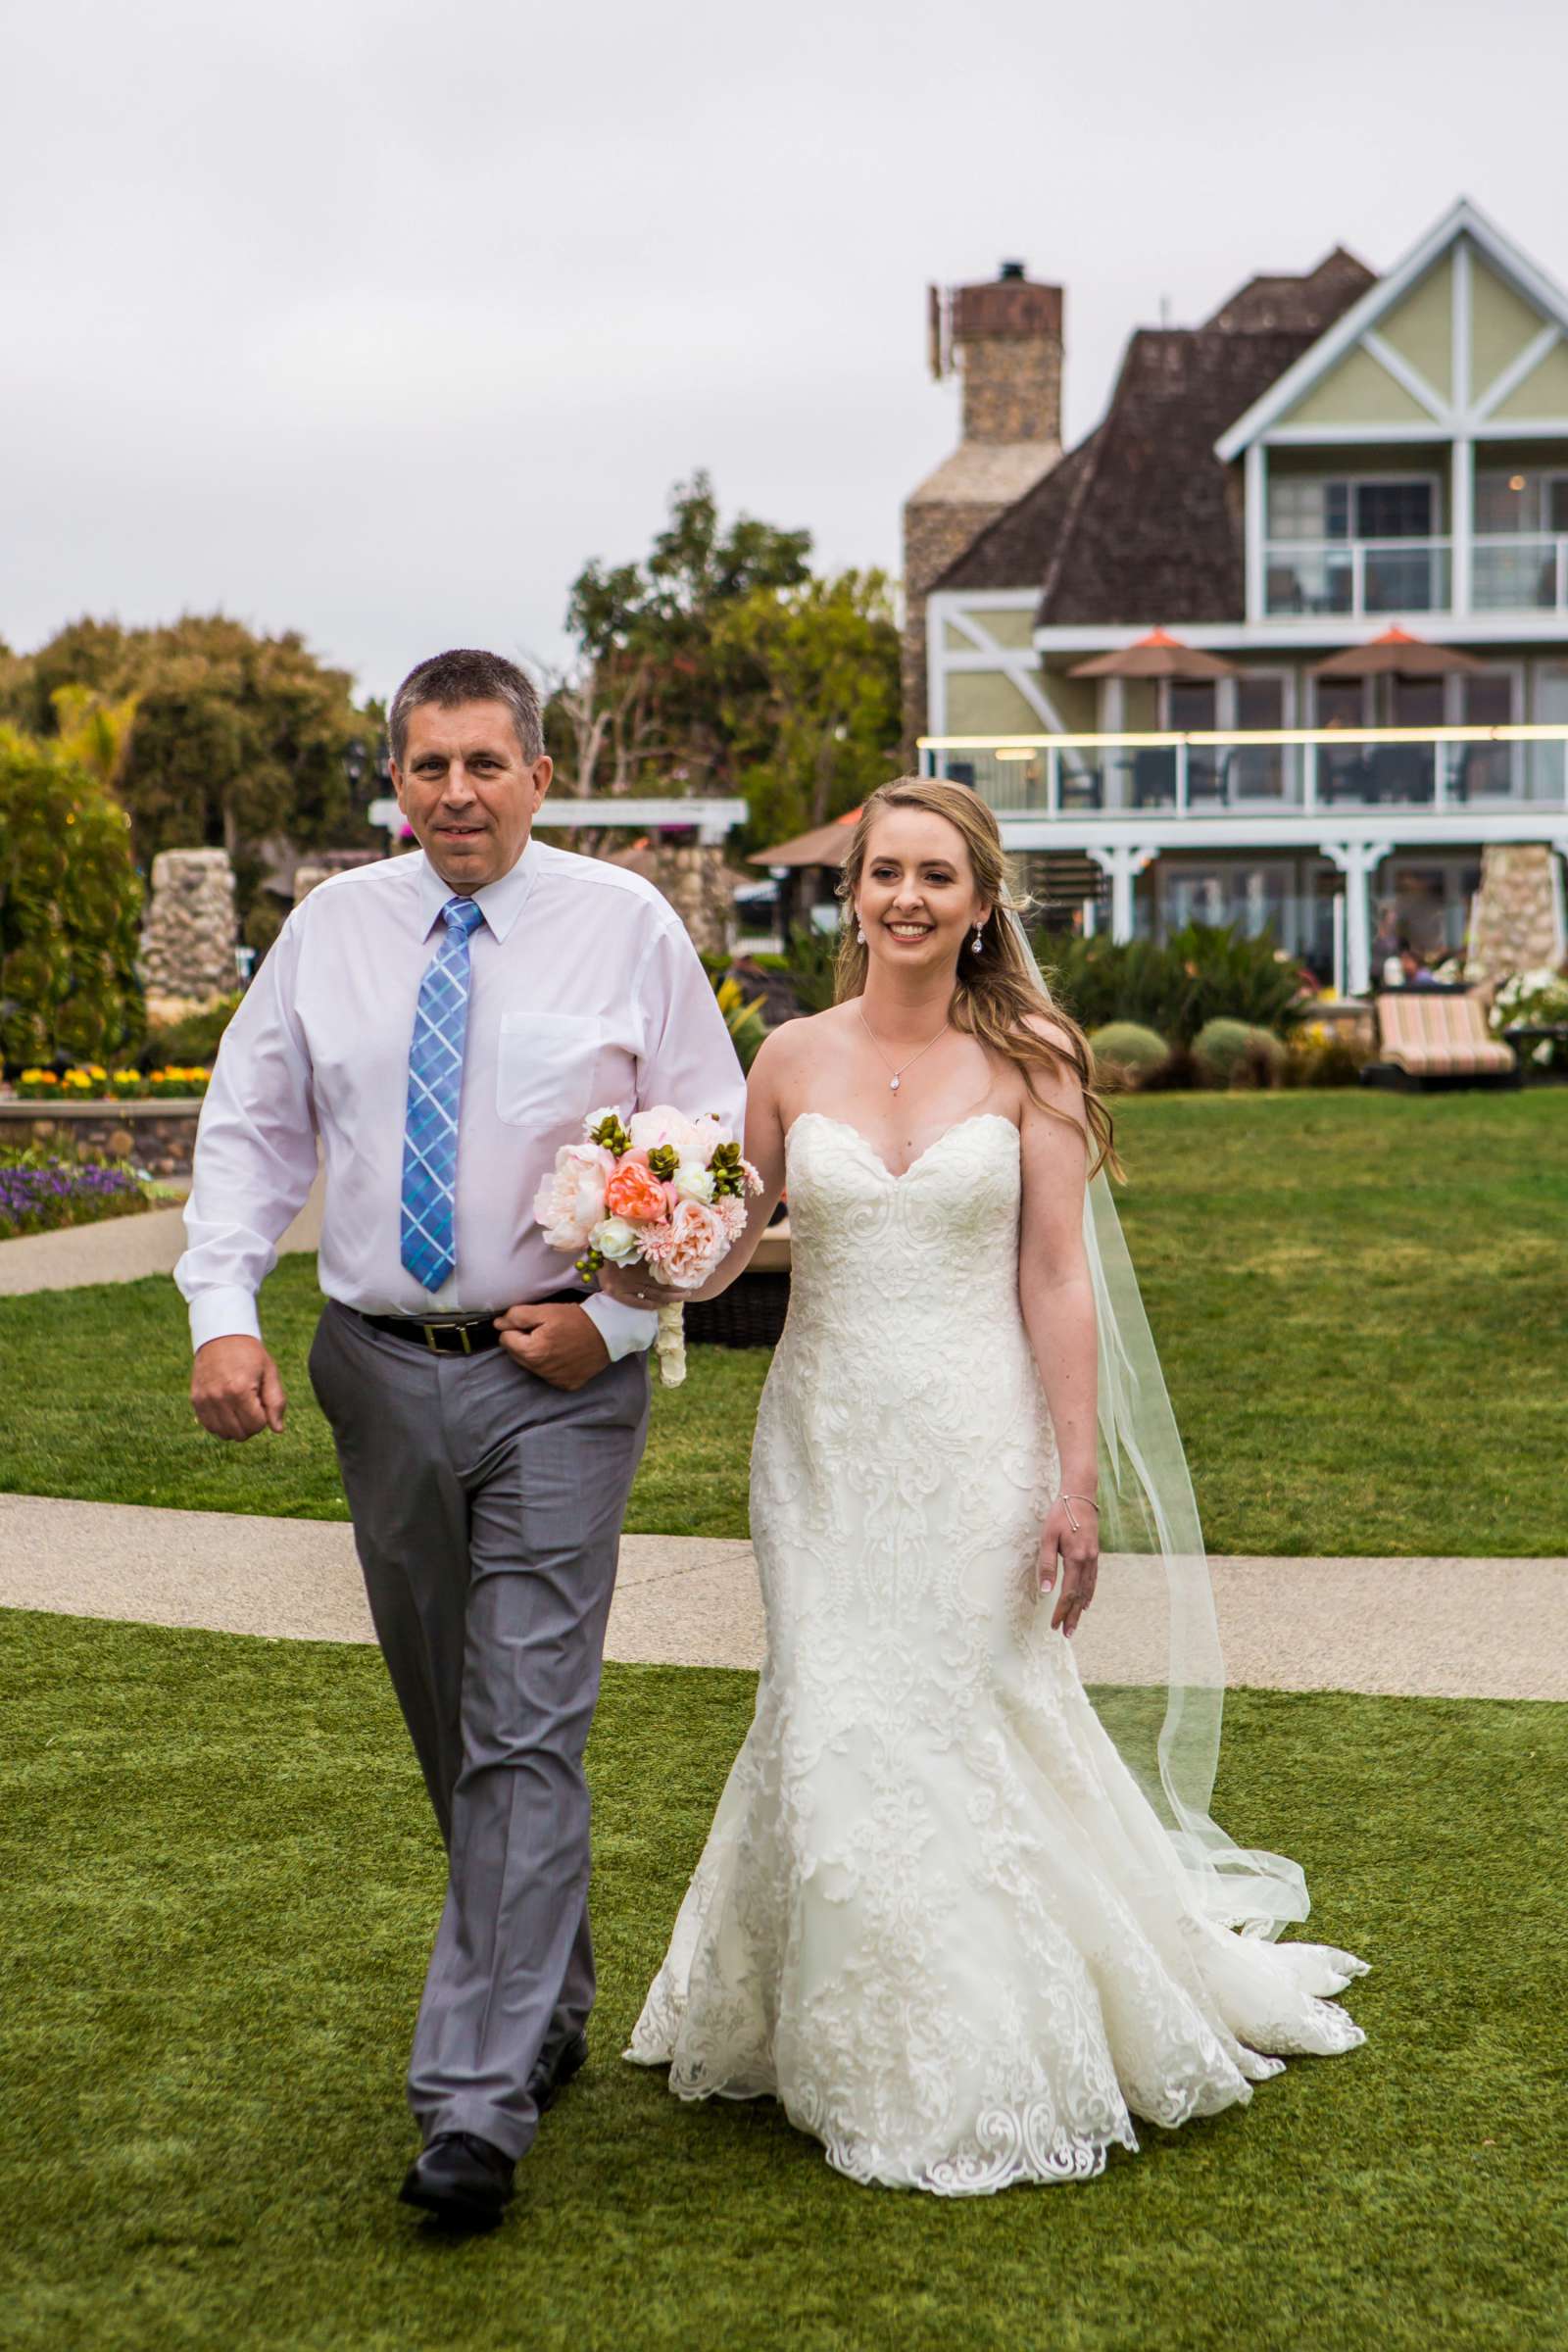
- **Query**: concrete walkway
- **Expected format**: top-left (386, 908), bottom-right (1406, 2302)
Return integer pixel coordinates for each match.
top-left (1, 1494), bottom-right (1561, 1701)
top-left (0, 1177), bottom-right (323, 1296)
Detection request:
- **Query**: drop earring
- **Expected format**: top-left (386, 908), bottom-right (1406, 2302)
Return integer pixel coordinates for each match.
top-left (857, 922), bottom-right (866, 944)
top-left (971, 926), bottom-right (984, 955)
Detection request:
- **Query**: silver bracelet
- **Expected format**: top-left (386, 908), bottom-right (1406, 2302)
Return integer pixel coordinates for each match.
top-left (1058, 1492), bottom-right (1100, 1533)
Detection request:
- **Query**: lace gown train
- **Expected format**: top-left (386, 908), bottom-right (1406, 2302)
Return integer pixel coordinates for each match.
top-left (626, 1112), bottom-right (1365, 2194)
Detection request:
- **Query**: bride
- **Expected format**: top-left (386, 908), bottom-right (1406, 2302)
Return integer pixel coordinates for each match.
top-left (603, 777), bottom-right (1365, 2195)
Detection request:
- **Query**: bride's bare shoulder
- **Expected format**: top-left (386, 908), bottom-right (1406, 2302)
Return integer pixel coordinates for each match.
top-left (1015, 1010), bottom-right (1088, 1117)
top-left (754, 1004), bottom-right (855, 1076)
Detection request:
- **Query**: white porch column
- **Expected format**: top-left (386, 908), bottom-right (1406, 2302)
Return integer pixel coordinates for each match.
top-left (1087, 843), bottom-right (1157, 944)
top-left (1451, 436), bottom-right (1474, 615)
top-left (1321, 839), bottom-right (1394, 994)
top-left (1246, 443), bottom-right (1266, 621)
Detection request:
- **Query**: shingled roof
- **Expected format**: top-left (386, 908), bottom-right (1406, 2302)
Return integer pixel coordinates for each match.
top-left (933, 249), bottom-right (1376, 625)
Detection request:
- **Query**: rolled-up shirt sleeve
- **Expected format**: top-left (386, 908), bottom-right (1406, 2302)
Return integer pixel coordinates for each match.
top-left (174, 910), bottom-right (318, 1351)
top-left (634, 913), bottom-right (749, 1140)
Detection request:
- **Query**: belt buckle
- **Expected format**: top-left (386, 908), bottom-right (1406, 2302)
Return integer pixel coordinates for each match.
top-left (422, 1322), bottom-right (473, 1356)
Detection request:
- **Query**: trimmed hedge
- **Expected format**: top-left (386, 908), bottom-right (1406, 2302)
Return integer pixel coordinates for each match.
top-left (1193, 1018), bottom-right (1287, 1088)
top-left (1088, 1021), bottom-right (1171, 1088)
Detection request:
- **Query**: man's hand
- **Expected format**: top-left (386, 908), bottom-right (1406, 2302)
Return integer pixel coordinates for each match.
top-left (494, 1302), bottom-right (611, 1392)
top-left (192, 1336), bottom-right (287, 1441)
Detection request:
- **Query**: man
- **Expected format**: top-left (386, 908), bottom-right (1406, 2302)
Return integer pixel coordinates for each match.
top-left (178, 648), bottom-right (744, 2227)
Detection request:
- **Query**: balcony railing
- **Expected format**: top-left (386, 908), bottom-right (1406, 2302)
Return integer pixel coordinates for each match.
top-left (1263, 539), bottom-right (1451, 617)
top-left (1473, 534), bottom-right (1568, 612)
top-left (918, 726), bottom-right (1568, 816)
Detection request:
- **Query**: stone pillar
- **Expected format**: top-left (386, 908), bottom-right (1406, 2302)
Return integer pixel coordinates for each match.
top-left (293, 850), bottom-right (384, 902)
top-left (1465, 844), bottom-right (1567, 983)
top-left (138, 849), bottom-right (238, 1005)
top-left (638, 843), bottom-right (734, 959)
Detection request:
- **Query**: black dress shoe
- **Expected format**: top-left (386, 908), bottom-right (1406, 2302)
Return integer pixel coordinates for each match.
top-left (399, 2132), bottom-right (515, 2227)
top-left (530, 2028), bottom-right (589, 2113)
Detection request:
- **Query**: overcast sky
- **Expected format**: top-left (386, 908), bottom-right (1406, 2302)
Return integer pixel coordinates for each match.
top-left (4, 0), bottom-right (1565, 703)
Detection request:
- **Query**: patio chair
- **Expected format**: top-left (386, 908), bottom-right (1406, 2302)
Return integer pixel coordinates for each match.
top-left (1058, 766), bottom-right (1104, 811)
top-left (1363, 991), bottom-right (1519, 1090)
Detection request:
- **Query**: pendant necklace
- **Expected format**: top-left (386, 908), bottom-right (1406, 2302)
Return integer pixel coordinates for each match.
top-left (856, 1002), bottom-right (949, 1093)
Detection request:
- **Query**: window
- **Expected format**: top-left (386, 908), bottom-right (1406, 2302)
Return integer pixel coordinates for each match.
top-left (1391, 678), bottom-right (1444, 728)
top-left (1269, 476), bottom-right (1435, 540)
top-left (1315, 679), bottom-right (1367, 731)
top-left (1475, 467), bottom-right (1568, 533)
top-left (1166, 682), bottom-right (1217, 731)
top-left (1354, 482), bottom-right (1433, 539)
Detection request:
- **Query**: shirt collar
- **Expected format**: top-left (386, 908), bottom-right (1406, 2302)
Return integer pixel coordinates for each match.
top-left (415, 836), bottom-right (543, 945)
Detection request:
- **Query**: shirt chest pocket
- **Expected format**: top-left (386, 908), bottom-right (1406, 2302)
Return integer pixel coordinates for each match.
top-left (495, 1010), bottom-right (607, 1128)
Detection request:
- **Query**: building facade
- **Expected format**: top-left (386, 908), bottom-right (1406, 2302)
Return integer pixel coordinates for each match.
top-left (909, 202), bottom-right (1568, 989)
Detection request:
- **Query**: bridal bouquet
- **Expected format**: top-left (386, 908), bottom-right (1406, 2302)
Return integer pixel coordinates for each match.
top-left (534, 1105), bottom-right (761, 1387)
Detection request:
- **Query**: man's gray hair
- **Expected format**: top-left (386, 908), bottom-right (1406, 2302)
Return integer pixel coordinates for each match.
top-left (388, 648), bottom-right (545, 767)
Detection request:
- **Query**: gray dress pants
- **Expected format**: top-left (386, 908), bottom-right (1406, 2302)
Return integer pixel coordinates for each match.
top-left (308, 1300), bottom-right (650, 2160)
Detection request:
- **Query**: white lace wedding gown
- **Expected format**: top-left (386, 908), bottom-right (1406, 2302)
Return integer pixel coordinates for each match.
top-left (626, 1111), bottom-right (1365, 2193)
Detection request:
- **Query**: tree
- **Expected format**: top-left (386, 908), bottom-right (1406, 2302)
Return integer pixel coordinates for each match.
top-left (0, 615), bottom-right (378, 872)
top-left (714, 569), bottom-right (901, 851)
top-left (0, 726), bottom-right (144, 1065)
top-left (548, 473), bottom-right (812, 796)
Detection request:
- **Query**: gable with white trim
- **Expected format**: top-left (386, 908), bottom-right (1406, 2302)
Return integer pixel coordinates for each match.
top-left (1217, 198), bottom-right (1568, 458)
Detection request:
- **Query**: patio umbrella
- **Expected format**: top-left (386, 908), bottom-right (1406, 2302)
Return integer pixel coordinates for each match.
top-left (749, 807), bottom-right (863, 869)
top-left (1068, 627), bottom-right (1239, 681)
top-left (1312, 626), bottom-right (1486, 679)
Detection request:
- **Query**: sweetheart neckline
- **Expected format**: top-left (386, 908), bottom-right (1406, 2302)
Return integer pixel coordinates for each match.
top-left (784, 1109), bottom-right (1020, 1186)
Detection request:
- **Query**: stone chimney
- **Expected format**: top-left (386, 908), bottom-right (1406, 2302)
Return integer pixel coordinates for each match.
top-left (901, 262), bottom-right (1064, 749)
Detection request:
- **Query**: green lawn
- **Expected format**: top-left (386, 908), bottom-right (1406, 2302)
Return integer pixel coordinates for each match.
top-left (2, 1609), bottom-right (1562, 2352)
top-left (0, 1091), bottom-right (1562, 1554)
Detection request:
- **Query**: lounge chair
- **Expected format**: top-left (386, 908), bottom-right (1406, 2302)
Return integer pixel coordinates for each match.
top-left (1363, 991), bottom-right (1519, 1090)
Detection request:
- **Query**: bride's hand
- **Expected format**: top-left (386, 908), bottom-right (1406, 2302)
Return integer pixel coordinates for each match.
top-left (1038, 1496), bottom-right (1098, 1637)
top-left (593, 1261), bottom-right (665, 1311)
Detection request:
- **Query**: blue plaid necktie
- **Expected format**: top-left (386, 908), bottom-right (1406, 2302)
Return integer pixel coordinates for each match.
top-left (400, 894), bottom-right (486, 1292)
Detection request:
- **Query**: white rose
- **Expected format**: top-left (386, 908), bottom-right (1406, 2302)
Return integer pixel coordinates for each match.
top-left (591, 1215), bottom-right (642, 1266)
top-left (672, 1159), bottom-right (715, 1203)
top-left (627, 1105), bottom-right (706, 1156)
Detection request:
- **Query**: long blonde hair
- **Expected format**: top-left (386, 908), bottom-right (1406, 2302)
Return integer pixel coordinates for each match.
top-left (835, 777), bottom-right (1119, 1178)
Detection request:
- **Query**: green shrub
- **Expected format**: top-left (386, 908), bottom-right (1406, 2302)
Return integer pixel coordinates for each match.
top-left (1042, 923), bottom-right (1305, 1044)
top-left (143, 991), bottom-right (240, 1068)
top-left (1282, 1024), bottom-right (1370, 1088)
top-left (0, 725), bottom-right (144, 1067)
top-left (1193, 1017), bottom-right (1286, 1088)
top-left (1087, 1021), bottom-right (1170, 1088)
top-left (242, 895), bottom-right (287, 964)
top-left (713, 977), bottom-right (768, 1072)
top-left (783, 923), bottom-right (841, 1014)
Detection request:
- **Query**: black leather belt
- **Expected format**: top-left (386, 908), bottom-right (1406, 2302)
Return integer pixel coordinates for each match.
top-left (354, 1292), bottom-right (587, 1357)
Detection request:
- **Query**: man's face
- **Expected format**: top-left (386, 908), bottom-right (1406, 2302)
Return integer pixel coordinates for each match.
top-left (392, 699), bottom-right (552, 893)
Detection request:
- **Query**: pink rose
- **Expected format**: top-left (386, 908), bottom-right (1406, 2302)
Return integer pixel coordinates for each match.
top-left (662, 1198), bottom-right (729, 1290)
top-left (533, 1143), bottom-right (612, 1250)
top-left (605, 1157), bottom-right (670, 1223)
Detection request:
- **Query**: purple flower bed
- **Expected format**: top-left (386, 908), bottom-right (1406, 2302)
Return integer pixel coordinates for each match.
top-left (0, 1152), bottom-right (156, 1241)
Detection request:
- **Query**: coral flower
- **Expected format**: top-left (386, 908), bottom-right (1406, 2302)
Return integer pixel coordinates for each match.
top-left (605, 1158), bottom-right (670, 1224)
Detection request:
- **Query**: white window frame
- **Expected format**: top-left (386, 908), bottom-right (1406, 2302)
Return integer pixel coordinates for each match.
top-left (1266, 466), bottom-right (1446, 542)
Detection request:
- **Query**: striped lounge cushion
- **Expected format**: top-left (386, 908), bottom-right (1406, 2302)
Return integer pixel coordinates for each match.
top-left (1377, 993), bottom-right (1517, 1077)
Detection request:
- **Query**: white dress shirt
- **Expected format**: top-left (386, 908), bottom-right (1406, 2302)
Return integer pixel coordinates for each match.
top-left (176, 838), bottom-right (747, 1359)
